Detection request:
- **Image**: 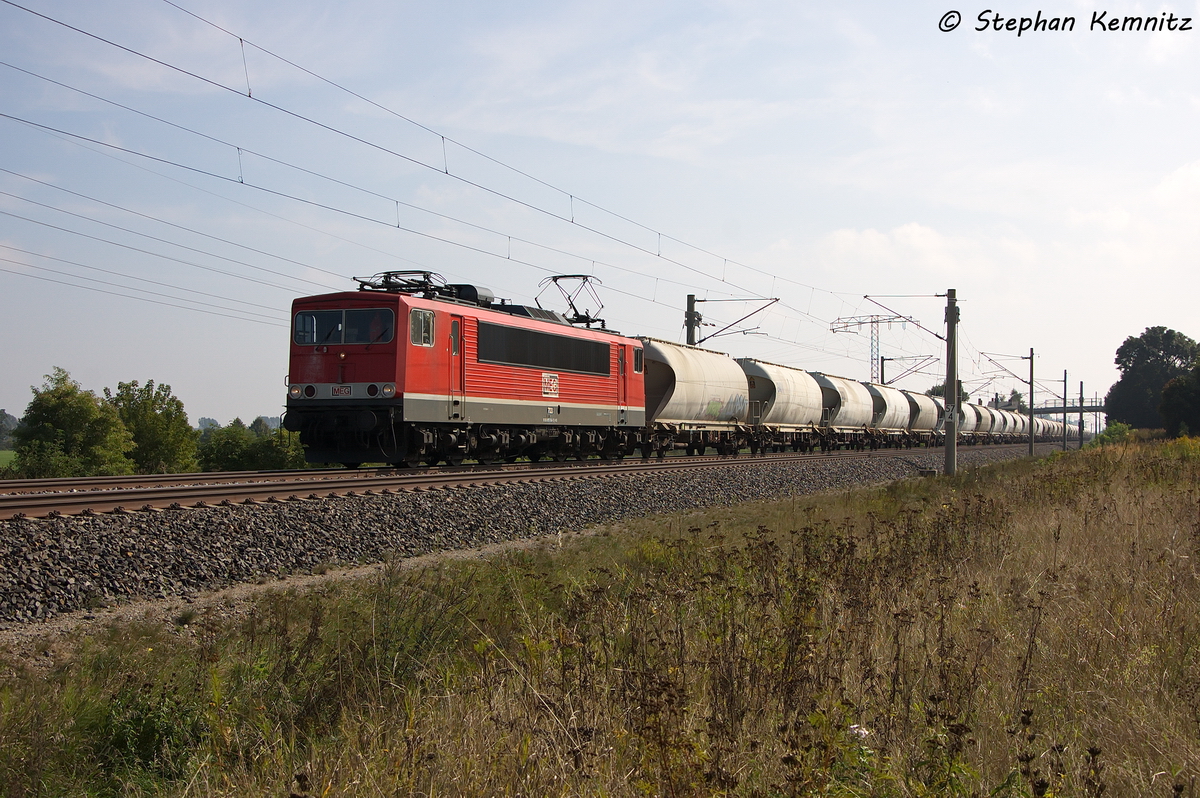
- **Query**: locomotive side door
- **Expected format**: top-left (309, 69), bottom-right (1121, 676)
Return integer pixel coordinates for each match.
top-left (449, 315), bottom-right (465, 421)
top-left (617, 344), bottom-right (628, 424)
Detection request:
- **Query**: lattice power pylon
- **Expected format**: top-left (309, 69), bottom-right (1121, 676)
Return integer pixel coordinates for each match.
top-left (830, 314), bottom-right (917, 382)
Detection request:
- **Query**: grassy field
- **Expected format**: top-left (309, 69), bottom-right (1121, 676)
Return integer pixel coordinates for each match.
top-left (2, 441), bottom-right (1200, 796)
top-left (0, 450), bottom-right (14, 469)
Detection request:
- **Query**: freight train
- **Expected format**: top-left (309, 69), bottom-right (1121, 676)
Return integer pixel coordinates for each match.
top-left (283, 272), bottom-right (1075, 467)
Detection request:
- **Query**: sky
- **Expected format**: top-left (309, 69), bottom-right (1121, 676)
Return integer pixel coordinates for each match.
top-left (2, 0), bottom-right (1198, 428)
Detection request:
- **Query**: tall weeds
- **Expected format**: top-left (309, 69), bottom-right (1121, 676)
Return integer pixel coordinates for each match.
top-left (2, 440), bottom-right (1200, 796)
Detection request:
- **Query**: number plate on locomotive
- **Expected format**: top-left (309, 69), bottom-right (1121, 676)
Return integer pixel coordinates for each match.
top-left (332, 386), bottom-right (352, 396)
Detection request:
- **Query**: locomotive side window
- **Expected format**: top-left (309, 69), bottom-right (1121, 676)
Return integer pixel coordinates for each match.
top-left (345, 309), bottom-right (394, 344)
top-left (410, 309), bottom-right (435, 347)
top-left (633, 347), bottom-right (644, 373)
top-left (477, 322), bottom-right (610, 375)
top-left (450, 320), bottom-right (460, 355)
top-left (294, 310), bottom-right (343, 345)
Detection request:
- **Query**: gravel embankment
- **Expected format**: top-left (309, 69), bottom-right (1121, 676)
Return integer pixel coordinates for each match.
top-left (0, 447), bottom-right (1034, 624)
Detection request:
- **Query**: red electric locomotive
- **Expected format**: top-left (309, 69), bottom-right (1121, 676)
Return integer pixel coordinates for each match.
top-left (283, 272), bottom-right (646, 467)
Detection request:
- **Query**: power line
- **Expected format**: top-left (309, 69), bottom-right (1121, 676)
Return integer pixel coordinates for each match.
top-left (0, 61), bottom-right (805, 317)
top-left (15, 116), bottom-right (441, 279)
top-left (0, 254), bottom-right (285, 321)
top-left (1, 0), bottom-right (848, 314)
top-left (0, 3), bottom-right (880, 361)
top-left (0, 263), bottom-right (285, 326)
top-left (0, 244), bottom-right (284, 316)
top-left (0, 165), bottom-right (347, 283)
top-left (0, 188), bottom-right (337, 290)
top-left (0, 207), bottom-right (295, 292)
top-left (158, 0), bottom-right (856, 304)
top-left (0, 113), bottom-right (771, 328)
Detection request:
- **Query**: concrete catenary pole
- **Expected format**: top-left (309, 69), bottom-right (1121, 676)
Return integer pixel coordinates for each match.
top-left (1026, 347), bottom-right (1035, 457)
top-left (945, 289), bottom-right (958, 476)
top-left (685, 294), bottom-right (699, 346)
top-left (1079, 381), bottom-right (1085, 449)
top-left (1062, 370), bottom-right (1068, 452)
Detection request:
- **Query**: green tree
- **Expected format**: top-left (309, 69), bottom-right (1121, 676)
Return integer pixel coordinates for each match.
top-left (197, 418), bottom-right (255, 472)
top-left (197, 417), bottom-right (220, 445)
top-left (248, 416), bottom-right (273, 439)
top-left (11, 368), bottom-right (134, 477)
top-left (248, 429), bottom-right (307, 469)
top-left (104, 380), bottom-right (200, 474)
top-left (1160, 363), bottom-right (1200, 438)
top-left (926, 381), bottom-right (969, 404)
top-left (0, 409), bottom-right (17, 450)
top-left (1089, 420), bottom-right (1132, 446)
top-left (1105, 326), bottom-right (1199, 429)
top-left (198, 418), bottom-right (306, 471)
top-left (1007, 389), bottom-right (1029, 414)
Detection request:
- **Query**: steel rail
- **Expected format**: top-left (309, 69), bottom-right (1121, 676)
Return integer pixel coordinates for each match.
top-left (0, 450), bottom-right (827, 496)
top-left (0, 466), bottom-right (374, 494)
top-left (1, 445), bottom-right (1032, 520)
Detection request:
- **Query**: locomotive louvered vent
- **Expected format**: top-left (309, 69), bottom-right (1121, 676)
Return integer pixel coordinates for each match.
top-left (500, 306), bottom-right (571, 325)
top-left (447, 284), bottom-right (495, 307)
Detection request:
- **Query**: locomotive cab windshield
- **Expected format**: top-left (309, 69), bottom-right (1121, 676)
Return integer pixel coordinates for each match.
top-left (294, 308), bottom-right (395, 346)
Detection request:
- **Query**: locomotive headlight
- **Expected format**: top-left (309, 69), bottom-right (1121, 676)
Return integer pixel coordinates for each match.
top-left (382, 383), bottom-right (396, 398)
top-left (288, 384), bottom-right (302, 399)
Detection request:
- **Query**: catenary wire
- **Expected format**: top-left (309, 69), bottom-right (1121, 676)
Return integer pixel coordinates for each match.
top-left (158, 0), bottom-right (858, 303)
top-left (0, 207), bottom-right (295, 292)
top-left (0, 188), bottom-right (337, 290)
top-left (0, 113), bottom-right (780, 327)
top-left (0, 8), bottom-right (899, 363)
top-left (0, 164), bottom-right (347, 284)
top-left (0, 243), bottom-right (286, 315)
top-left (0, 255), bottom-right (285, 321)
top-left (0, 0), bottom-right (846, 316)
top-left (0, 62), bottom-right (788, 314)
top-left (0, 264), bottom-right (285, 326)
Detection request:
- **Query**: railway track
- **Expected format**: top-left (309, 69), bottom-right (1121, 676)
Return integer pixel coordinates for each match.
top-left (0, 445), bottom-right (1030, 520)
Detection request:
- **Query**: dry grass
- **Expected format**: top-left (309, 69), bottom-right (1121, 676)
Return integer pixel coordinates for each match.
top-left (2, 440), bottom-right (1200, 796)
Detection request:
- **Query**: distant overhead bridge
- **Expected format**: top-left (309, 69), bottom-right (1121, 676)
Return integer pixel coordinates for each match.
top-left (1032, 404), bottom-right (1105, 415)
